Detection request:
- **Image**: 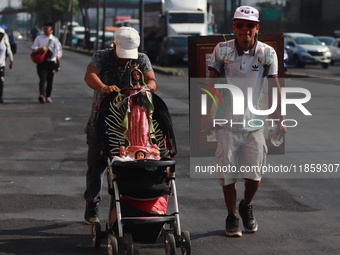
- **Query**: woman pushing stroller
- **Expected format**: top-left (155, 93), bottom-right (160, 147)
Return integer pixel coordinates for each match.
top-left (84, 27), bottom-right (188, 255)
top-left (83, 26), bottom-right (157, 225)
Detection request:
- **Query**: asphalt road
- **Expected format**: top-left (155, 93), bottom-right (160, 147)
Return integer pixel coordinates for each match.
top-left (0, 41), bottom-right (339, 255)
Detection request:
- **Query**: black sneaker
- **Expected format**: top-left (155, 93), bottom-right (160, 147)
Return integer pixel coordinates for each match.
top-left (238, 200), bottom-right (258, 233)
top-left (84, 202), bottom-right (100, 225)
top-left (225, 214), bottom-right (242, 237)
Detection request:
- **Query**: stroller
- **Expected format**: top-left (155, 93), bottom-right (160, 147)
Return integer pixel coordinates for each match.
top-left (90, 69), bottom-right (191, 255)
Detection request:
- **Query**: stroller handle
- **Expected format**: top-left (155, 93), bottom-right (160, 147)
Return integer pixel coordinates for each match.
top-left (112, 158), bottom-right (176, 168)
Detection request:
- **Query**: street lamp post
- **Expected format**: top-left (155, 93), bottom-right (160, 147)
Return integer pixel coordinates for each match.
top-left (96, 0), bottom-right (100, 51)
top-left (139, 0), bottom-right (144, 52)
top-left (101, 0), bottom-right (106, 49)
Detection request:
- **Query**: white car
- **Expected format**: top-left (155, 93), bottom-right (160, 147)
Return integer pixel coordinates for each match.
top-left (73, 26), bottom-right (85, 47)
top-left (284, 33), bottom-right (332, 68)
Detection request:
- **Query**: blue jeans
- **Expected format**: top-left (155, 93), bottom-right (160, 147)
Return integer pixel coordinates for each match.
top-left (83, 133), bottom-right (106, 204)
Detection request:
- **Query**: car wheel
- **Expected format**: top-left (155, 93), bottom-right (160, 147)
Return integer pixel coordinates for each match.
top-left (321, 63), bottom-right (329, 69)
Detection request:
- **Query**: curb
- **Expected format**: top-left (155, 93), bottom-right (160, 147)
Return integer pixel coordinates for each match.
top-left (285, 71), bottom-right (317, 78)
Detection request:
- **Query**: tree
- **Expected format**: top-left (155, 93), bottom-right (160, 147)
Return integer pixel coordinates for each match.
top-left (77, 0), bottom-right (97, 49)
top-left (22, 0), bottom-right (78, 27)
top-left (0, 7), bottom-right (18, 30)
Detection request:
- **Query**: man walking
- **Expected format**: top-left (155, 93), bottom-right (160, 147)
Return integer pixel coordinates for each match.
top-left (0, 27), bottom-right (14, 103)
top-left (31, 22), bottom-right (62, 103)
top-left (208, 6), bottom-right (287, 237)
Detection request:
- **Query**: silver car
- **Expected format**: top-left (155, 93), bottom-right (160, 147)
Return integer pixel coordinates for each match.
top-left (316, 36), bottom-right (340, 65)
top-left (284, 33), bottom-right (332, 68)
top-left (316, 36), bottom-right (335, 47)
top-left (328, 38), bottom-right (340, 65)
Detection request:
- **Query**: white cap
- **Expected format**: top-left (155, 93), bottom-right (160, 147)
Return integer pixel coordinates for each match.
top-left (233, 6), bottom-right (260, 22)
top-left (0, 28), bottom-right (5, 34)
top-left (115, 26), bottom-right (140, 59)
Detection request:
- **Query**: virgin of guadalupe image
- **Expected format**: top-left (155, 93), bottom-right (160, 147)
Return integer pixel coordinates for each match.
top-left (119, 65), bottom-right (160, 160)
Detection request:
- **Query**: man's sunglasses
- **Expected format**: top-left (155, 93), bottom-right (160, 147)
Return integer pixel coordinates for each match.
top-left (234, 22), bottom-right (257, 29)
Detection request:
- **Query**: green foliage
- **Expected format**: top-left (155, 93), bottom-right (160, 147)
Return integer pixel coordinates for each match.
top-left (22, 0), bottom-right (79, 25)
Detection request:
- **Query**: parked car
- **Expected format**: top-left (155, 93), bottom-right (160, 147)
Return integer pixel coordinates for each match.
top-left (157, 35), bottom-right (188, 66)
top-left (115, 19), bottom-right (140, 33)
top-left (284, 33), bottom-right (332, 68)
top-left (12, 30), bottom-right (24, 40)
top-left (80, 30), bottom-right (114, 49)
top-left (328, 38), bottom-right (340, 65)
top-left (91, 31), bottom-right (114, 49)
top-left (59, 23), bottom-right (85, 47)
top-left (73, 26), bottom-right (85, 47)
top-left (316, 36), bottom-right (340, 65)
top-left (316, 36), bottom-right (335, 47)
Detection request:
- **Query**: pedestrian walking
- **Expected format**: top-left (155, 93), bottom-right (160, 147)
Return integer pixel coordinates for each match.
top-left (9, 31), bottom-right (17, 55)
top-left (208, 6), bottom-right (287, 237)
top-left (0, 27), bottom-right (14, 103)
top-left (30, 25), bottom-right (40, 42)
top-left (83, 26), bottom-right (157, 224)
top-left (31, 22), bottom-right (62, 103)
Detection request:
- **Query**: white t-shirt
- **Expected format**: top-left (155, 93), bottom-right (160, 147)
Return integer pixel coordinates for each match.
top-left (31, 34), bottom-right (62, 61)
top-left (208, 39), bottom-right (278, 131)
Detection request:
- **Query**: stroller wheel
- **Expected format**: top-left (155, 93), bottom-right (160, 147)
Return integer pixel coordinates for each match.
top-left (124, 233), bottom-right (134, 255)
top-left (180, 231), bottom-right (191, 255)
top-left (108, 234), bottom-right (118, 255)
top-left (91, 221), bottom-right (101, 249)
top-left (164, 232), bottom-right (176, 255)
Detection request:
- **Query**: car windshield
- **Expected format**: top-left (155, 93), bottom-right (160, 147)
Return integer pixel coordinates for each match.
top-left (318, 38), bottom-right (334, 45)
top-left (294, 36), bottom-right (322, 45)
